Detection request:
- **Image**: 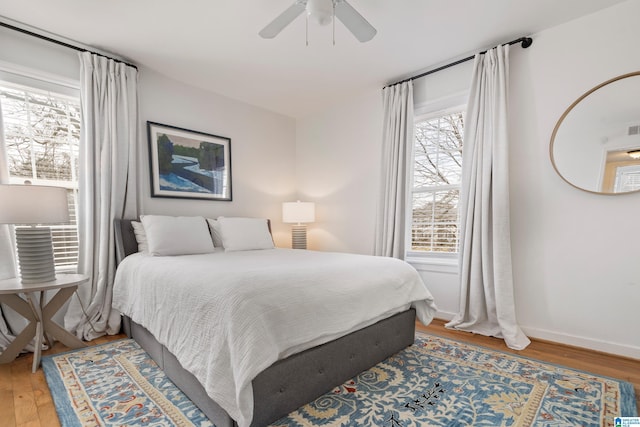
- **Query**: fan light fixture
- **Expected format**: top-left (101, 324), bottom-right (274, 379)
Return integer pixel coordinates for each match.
top-left (259, 0), bottom-right (377, 45)
top-left (307, 0), bottom-right (333, 26)
top-left (628, 149), bottom-right (640, 159)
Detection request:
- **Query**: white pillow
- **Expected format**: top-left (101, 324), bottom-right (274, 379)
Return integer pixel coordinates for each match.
top-left (206, 218), bottom-right (224, 248)
top-left (140, 215), bottom-right (215, 256)
top-left (131, 221), bottom-right (149, 253)
top-left (217, 217), bottom-right (274, 252)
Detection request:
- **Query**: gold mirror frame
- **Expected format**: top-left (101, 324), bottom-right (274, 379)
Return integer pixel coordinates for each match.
top-left (550, 71), bottom-right (640, 195)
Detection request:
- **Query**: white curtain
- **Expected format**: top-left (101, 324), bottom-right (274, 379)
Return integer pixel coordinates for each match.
top-left (374, 81), bottom-right (414, 259)
top-left (64, 52), bottom-right (138, 341)
top-left (445, 45), bottom-right (530, 350)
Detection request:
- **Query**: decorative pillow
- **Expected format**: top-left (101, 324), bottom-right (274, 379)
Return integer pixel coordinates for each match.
top-left (217, 217), bottom-right (274, 252)
top-left (206, 218), bottom-right (224, 248)
top-left (140, 215), bottom-right (215, 256)
top-left (131, 221), bottom-right (149, 253)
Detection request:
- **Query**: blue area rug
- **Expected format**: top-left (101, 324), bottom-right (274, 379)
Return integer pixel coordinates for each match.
top-left (42, 339), bottom-right (213, 427)
top-left (42, 333), bottom-right (637, 426)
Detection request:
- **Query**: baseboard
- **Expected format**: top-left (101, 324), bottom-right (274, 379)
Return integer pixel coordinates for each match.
top-left (429, 312), bottom-right (640, 360)
top-left (521, 325), bottom-right (640, 360)
top-left (434, 310), bottom-right (455, 321)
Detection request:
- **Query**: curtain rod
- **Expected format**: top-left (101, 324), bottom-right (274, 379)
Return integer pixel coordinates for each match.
top-left (385, 36), bottom-right (532, 89)
top-left (0, 20), bottom-right (138, 70)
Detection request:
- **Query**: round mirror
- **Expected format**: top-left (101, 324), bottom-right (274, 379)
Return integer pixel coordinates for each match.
top-left (550, 72), bottom-right (640, 194)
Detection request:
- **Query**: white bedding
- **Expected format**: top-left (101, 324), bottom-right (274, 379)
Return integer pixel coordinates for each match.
top-left (112, 248), bottom-right (437, 427)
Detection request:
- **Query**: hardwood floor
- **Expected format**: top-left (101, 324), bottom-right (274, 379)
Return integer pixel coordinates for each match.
top-left (0, 333), bottom-right (126, 427)
top-left (1, 320), bottom-right (638, 426)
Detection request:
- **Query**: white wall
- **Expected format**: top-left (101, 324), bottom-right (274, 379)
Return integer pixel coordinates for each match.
top-left (296, 88), bottom-right (383, 254)
top-left (138, 69), bottom-right (297, 247)
top-left (296, 0), bottom-right (640, 358)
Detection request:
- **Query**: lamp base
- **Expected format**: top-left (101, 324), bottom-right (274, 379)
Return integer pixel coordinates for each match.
top-left (15, 226), bottom-right (56, 284)
top-left (291, 224), bottom-right (307, 250)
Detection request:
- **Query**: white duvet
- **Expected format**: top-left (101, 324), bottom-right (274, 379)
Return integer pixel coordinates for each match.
top-left (112, 248), bottom-right (437, 427)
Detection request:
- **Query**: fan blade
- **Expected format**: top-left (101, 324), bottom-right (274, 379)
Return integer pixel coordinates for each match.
top-left (259, 1), bottom-right (307, 39)
top-left (334, 0), bottom-right (377, 42)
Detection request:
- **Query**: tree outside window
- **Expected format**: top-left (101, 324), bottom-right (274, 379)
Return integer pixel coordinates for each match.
top-left (411, 109), bottom-right (464, 254)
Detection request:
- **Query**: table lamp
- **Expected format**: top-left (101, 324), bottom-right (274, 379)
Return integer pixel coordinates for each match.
top-left (0, 184), bottom-right (70, 283)
top-left (282, 201), bottom-right (315, 249)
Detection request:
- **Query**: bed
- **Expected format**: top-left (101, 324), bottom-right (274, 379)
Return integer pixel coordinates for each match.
top-left (113, 217), bottom-right (436, 427)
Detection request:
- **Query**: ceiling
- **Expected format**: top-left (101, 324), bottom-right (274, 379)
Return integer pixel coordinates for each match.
top-left (0, 0), bottom-right (628, 119)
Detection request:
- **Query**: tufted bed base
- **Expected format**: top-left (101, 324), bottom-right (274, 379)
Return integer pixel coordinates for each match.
top-left (115, 218), bottom-right (416, 426)
top-left (122, 310), bottom-right (415, 426)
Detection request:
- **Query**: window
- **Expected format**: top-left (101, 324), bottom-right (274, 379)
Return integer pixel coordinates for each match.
top-left (614, 164), bottom-right (640, 192)
top-left (410, 107), bottom-right (464, 255)
top-left (0, 81), bottom-right (81, 270)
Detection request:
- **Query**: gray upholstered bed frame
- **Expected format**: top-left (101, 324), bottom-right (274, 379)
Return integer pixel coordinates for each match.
top-left (114, 218), bottom-right (416, 427)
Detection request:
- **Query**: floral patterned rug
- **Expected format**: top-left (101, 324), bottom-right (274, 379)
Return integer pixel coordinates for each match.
top-left (42, 333), bottom-right (637, 427)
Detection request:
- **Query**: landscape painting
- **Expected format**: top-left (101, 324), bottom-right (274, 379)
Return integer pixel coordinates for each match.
top-left (147, 122), bottom-right (232, 201)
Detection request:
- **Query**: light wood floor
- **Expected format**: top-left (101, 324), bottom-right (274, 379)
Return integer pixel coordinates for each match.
top-left (1, 319), bottom-right (638, 426)
top-left (0, 334), bottom-right (124, 427)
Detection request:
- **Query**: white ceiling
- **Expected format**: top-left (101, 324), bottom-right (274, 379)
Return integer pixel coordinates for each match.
top-left (0, 0), bottom-right (628, 118)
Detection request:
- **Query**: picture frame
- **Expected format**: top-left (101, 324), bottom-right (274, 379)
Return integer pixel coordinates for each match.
top-left (147, 121), bottom-right (232, 201)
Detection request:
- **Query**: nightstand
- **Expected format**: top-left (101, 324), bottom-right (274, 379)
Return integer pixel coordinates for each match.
top-left (0, 274), bottom-right (88, 372)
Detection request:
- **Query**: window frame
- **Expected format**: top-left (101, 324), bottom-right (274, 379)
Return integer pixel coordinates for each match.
top-left (0, 73), bottom-right (81, 273)
top-left (405, 95), bottom-right (467, 270)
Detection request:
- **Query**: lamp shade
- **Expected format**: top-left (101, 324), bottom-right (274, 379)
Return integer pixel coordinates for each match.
top-left (0, 184), bottom-right (70, 224)
top-left (282, 201), bottom-right (315, 224)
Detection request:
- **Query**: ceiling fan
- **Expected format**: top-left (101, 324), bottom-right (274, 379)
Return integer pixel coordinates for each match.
top-left (259, 0), bottom-right (377, 43)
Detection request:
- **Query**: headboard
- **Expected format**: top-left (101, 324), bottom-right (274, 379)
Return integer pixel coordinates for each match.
top-left (114, 218), bottom-right (137, 265)
top-left (114, 217), bottom-right (273, 265)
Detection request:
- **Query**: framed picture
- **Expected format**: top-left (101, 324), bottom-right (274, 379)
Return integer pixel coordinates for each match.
top-left (147, 121), bottom-right (232, 201)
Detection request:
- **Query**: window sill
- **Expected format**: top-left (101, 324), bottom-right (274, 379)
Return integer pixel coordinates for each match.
top-left (55, 266), bottom-right (78, 274)
top-left (405, 255), bottom-right (458, 274)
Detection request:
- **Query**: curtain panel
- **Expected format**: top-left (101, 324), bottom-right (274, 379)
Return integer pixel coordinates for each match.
top-left (374, 81), bottom-right (414, 259)
top-left (64, 52), bottom-right (138, 341)
top-left (445, 45), bottom-right (530, 350)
